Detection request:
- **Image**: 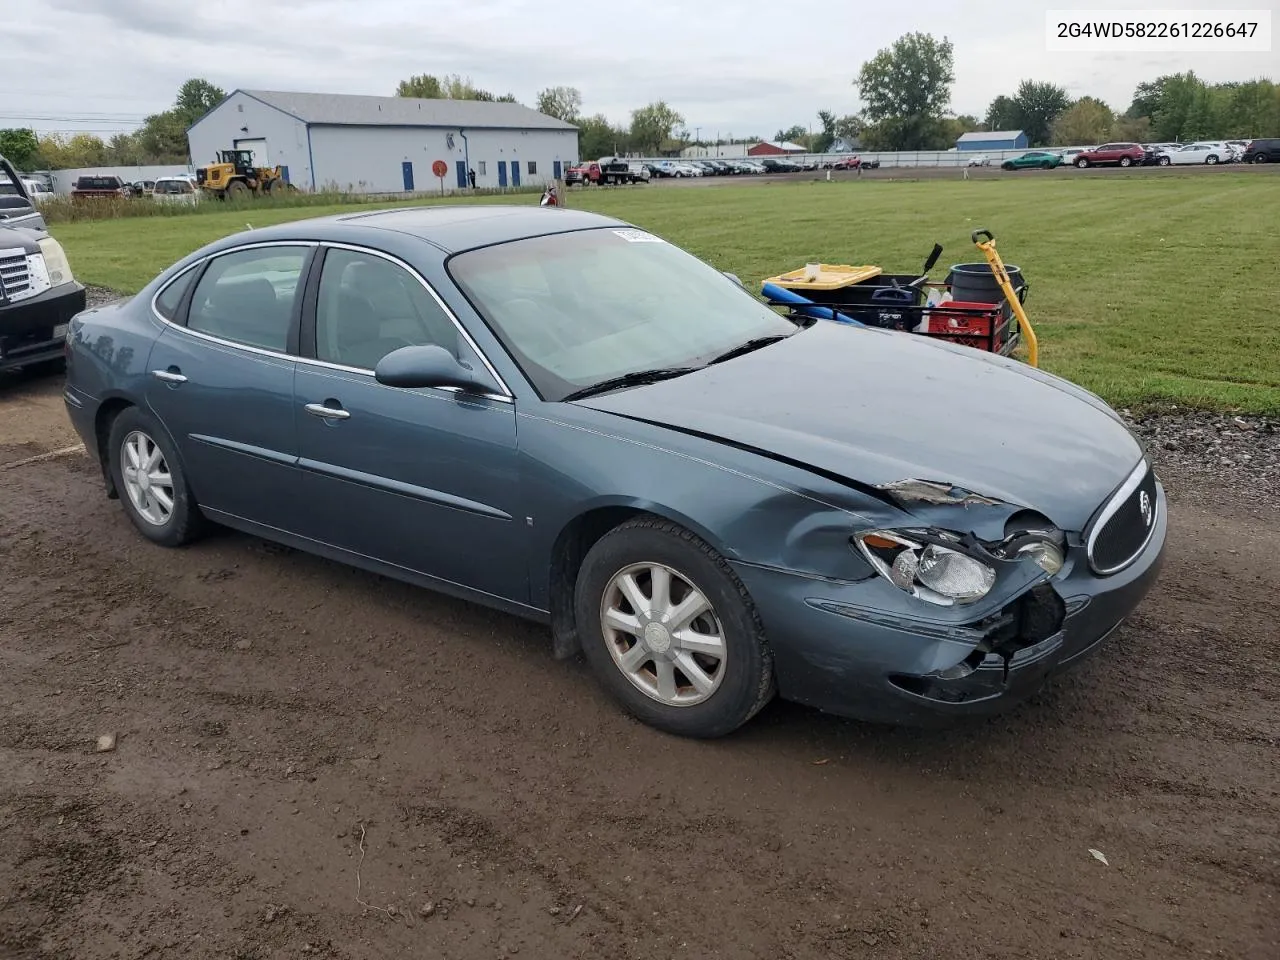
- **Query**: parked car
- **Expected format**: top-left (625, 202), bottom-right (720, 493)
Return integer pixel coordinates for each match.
top-left (966, 155), bottom-right (992, 167)
top-left (0, 154), bottom-right (86, 373)
top-left (61, 205), bottom-right (1166, 737)
top-left (151, 176), bottom-right (200, 205)
top-left (830, 156), bottom-right (861, 170)
top-left (1057, 147), bottom-right (1092, 165)
top-left (1073, 143), bottom-right (1144, 167)
top-left (563, 164), bottom-right (592, 185)
top-left (1001, 151), bottom-right (1063, 170)
top-left (128, 180), bottom-right (157, 197)
top-left (71, 175), bottom-right (130, 199)
top-left (21, 179), bottom-right (54, 205)
top-left (1242, 138), bottom-right (1280, 163)
top-left (1155, 142), bottom-right (1230, 165)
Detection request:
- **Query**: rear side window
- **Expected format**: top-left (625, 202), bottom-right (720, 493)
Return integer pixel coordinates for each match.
top-left (154, 266), bottom-right (199, 320)
top-left (186, 246), bottom-right (309, 352)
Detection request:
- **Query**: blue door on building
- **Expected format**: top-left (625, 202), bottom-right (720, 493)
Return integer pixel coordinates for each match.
top-left (402, 161), bottom-right (414, 192)
top-left (511, 162), bottom-right (521, 187)
top-left (280, 166), bottom-right (290, 183)
top-left (553, 160), bottom-right (562, 180)
top-left (456, 160), bottom-right (467, 189)
top-left (497, 161), bottom-right (507, 187)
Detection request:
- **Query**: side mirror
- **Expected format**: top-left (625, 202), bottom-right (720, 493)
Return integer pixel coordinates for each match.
top-left (723, 271), bottom-right (745, 288)
top-left (374, 344), bottom-right (489, 393)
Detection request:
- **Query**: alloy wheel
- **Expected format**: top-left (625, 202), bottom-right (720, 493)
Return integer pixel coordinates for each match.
top-left (120, 430), bottom-right (175, 526)
top-left (599, 562), bottom-right (727, 706)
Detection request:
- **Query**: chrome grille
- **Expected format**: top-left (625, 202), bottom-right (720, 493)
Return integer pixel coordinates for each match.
top-left (0, 248), bottom-right (31, 300)
top-left (1086, 460), bottom-right (1160, 575)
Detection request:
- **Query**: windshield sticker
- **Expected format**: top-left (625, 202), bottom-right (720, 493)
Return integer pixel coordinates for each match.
top-left (612, 229), bottom-right (664, 243)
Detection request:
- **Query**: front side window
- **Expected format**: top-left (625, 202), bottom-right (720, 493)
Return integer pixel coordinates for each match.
top-left (186, 246), bottom-right (309, 351)
top-left (448, 228), bottom-right (798, 401)
top-left (314, 248), bottom-right (460, 370)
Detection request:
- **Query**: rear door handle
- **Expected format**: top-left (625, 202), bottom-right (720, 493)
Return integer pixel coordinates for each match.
top-left (304, 402), bottom-right (350, 420)
top-left (151, 369), bottom-right (187, 383)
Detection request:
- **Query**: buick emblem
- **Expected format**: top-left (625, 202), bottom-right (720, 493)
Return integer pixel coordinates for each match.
top-left (1138, 490), bottom-right (1153, 527)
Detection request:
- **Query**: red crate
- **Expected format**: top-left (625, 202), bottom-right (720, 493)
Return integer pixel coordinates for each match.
top-left (922, 300), bottom-right (1000, 337)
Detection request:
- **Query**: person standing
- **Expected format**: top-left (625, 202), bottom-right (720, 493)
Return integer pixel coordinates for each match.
top-left (468, 167), bottom-right (477, 189)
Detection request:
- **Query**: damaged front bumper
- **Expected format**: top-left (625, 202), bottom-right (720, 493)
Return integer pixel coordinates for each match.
top-left (729, 481), bottom-right (1168, 725)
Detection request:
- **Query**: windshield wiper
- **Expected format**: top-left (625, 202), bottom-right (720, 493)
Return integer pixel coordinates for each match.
top-left (561, 367), bottom-right (700, 402)
top-left (705, 334), bottom-right (790, 366)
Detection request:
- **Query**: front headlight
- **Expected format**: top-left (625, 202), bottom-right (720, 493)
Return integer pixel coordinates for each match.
top-left (37, 237), bottom-right (74, 287)
top-left (854, 530), bottom-right (996, 606)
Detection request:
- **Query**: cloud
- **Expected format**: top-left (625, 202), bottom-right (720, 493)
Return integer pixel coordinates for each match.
top-left (7, 0), bottom-right (1275, 138)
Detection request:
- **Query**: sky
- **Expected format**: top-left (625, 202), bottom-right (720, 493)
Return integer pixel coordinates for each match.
top-left (5, 0), bottom-right (1276, 141)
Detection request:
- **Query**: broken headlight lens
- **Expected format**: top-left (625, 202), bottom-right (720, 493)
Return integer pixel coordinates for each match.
top-left (1014, 540), bottom-right (1064, 576)
top-left (854, 531), bottom-right (996, 606)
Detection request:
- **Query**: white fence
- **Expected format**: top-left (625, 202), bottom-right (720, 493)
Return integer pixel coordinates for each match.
top-left (36, 164), bottom-right (198, 195)
top-left (626, 148), bottom-right (1050, 169)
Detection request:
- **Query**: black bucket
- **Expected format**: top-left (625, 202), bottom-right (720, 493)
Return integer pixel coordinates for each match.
top-left (947, 262), bottom-right (1026, 304)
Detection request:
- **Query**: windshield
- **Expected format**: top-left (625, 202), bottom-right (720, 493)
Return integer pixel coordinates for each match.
top-left (447, 227), bottom-right (798, 401)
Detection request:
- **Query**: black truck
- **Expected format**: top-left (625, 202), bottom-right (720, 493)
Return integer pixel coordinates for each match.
top-left (1, 154), bottom-right (87, 373)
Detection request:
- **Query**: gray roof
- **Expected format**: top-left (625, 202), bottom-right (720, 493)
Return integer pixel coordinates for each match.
top-left (956, 130), bottom-right (1025, 143)
top-left (237, 89), bottom-right (578, 132)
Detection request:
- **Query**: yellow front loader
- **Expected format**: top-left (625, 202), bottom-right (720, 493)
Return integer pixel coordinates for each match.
top-left (196, 149), bottom-right (291, 199)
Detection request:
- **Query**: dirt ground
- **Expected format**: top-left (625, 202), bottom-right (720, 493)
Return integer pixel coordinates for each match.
top-left (1, 365), bottom-right (1277, 960)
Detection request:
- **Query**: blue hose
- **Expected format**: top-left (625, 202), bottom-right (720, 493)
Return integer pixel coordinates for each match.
top-left (760, 282), bottom-right (865, 326)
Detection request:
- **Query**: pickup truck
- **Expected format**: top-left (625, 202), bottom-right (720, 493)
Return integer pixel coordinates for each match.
top-left (566, 158), bottom-right (649, 186)
top-left (71, 175), bottom-right (130, 199)
top-left (1, 154), bottom-right (87, 373)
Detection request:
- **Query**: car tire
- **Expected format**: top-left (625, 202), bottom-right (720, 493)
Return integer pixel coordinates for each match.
top-left (1206, 155), bottom-right (1218, 165)
top-left (1119, 157), bottom-right (1132, 167)
top-left (1001, 162), bottom-right (1014, 170)
top-left (1253, 154), bottom-right (1268, 164)
top-left (107, 406), bottom-right (205, 548)
top-left (1076, 157), bottom-right (1089, 168)
top-left (1159, 156), bottom-right (1171, 166)
top-left (574, 516), bottom-right (775, 738)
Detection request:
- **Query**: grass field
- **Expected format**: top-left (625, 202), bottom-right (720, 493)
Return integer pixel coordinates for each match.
top-left (52, 172), bottom-right (1280, 413)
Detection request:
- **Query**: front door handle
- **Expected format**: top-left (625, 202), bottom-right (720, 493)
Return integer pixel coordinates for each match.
top-left (151, 368), bottom-right (187, 383)
top-left (304, 402), bottom-right (350, 420)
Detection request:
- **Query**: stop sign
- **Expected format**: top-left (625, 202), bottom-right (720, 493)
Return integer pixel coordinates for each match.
top-left (431, 160), bottom-right (448, 178)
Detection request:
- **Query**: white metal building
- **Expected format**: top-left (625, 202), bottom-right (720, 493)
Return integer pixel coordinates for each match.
top-left (187, 89), bottom-right (580, 193)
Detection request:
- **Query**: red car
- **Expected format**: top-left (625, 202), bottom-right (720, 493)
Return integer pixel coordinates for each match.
top-left (1073, 142), bottom-right (1144, 168)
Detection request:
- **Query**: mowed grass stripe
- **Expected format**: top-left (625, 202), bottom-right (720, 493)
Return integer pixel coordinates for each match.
top-left (54, 173), bottom-right (1280, 413)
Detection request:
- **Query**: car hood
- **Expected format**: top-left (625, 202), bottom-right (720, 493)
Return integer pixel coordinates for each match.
top-left (575, 321), bottom-right (1143, 529)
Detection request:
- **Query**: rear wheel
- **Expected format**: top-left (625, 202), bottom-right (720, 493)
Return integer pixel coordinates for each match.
top-left (1206, 155), bottom-right (1218, 165)
top-left (575, 517), bottom-right (775, 738)
top-left (1158, 156), bottom-right (1171, 166)
top-left (107, 407), bottom-right (205, 547)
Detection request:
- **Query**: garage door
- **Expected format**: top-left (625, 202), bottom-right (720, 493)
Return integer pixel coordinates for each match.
top-left (234, 138), bottom-right (270, 167)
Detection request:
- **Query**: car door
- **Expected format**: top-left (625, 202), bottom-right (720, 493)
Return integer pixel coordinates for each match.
top-left (292, 244), bottom-right (525, 601)
top-left (145, 241), bottom-right (313, 528)
top-left (1176, 144), bottom-right (1207, 164)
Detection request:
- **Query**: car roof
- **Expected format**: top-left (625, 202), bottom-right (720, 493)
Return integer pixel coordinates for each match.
top-left (323, 204), bottom-right (628, 253)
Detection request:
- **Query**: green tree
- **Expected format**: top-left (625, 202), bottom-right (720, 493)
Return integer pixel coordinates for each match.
top-left (1050, 97), bottom-right (1115, 145)
top-left (832, 114), bottom-right (863, 147)
top-left (984, 95), bottom-right (1018, 130)
top-left (174, 78), bottom-right (226, 125)
top-left (1221, 79), bottom-right (1280, 137)
top-left (1149, 72), bottom-right (1205, 140)
top-left (629, 101), bottom-right (684, 154)
top-left (536, 86), bottom-right (582, 122)
top-left (396, 74), bottom-right (445, 98)
top-left (577, 113), bottom-right (628, 159)
top-left (1010, 80), bottom-right (1070, 145)
top-left (854, 32), bottom-right (955, 150)
top-left (812, 110), bottom-right (838, 153)
top-left (36, 133), bottom-right (110, 169)
top-left (775, 124), bottom-right (807, 145)
top-left (106, 132), bottom-right (145, 165)
top-left (0, 128), bottom-right (41, 169)
top-left (1111, 114), bottom-right (1152, 141)
top-left (137, 109), bottom-right (190, 162)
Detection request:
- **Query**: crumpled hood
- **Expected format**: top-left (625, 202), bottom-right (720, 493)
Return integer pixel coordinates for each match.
top-left (576, 321), bottom-right (1143, 529)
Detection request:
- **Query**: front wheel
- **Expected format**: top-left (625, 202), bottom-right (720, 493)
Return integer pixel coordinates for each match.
top-left (107, 406), bottom-right (205, 547)
top-left (1119, 157), bottom-right (1132, 167)
top-left (575, 517), bottom-right (775, 738)
top-left (1076, 157), bottom-right (1089, 168)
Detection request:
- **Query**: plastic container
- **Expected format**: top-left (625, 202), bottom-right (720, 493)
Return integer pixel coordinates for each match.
top-left (946, 262), bottom-right (1025, 304)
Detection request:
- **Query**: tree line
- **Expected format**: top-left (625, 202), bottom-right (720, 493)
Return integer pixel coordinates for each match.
top-left (5, 56), bottom-right (1275, 172)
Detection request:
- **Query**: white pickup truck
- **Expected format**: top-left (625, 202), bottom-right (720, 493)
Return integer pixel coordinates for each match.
top-left (1, 154), bottom-right (86, 373)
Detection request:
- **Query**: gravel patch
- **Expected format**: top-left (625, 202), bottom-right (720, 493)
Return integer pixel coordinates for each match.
top-left (85, 284), bottom-right (126, 309)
